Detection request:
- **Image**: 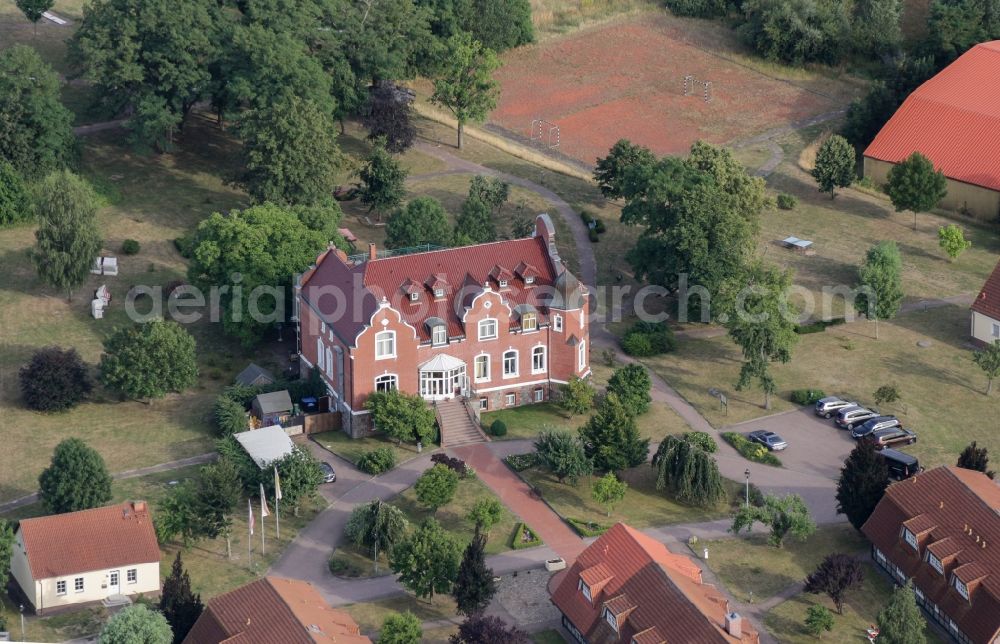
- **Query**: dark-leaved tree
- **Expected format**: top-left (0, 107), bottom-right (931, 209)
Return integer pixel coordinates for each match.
top-left (836, 438), bottom-right (889, 530)
top-left (804, 553), bottom-right (864, 614)
top-left (449, 614), bottom-right (529, 644)
top-left (159, 552), bottom-right (203, 644)
top-left (0, 160), bottom-right (30, 225)
top-left (19, 347), bottom-right (92, 412)
top-left (452, 529), bottom-right (496, 616)
top-left (957, 441), bottom-right (995, 479)
top-left (362, 81), bottom-right (416, 153)
top-left (38, 438), bottom-right (113, 514)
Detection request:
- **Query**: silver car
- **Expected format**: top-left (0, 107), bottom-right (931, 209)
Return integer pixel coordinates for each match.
top-left (835, 406), bottom-right (880, 430)
top-left (814, 396), bottom-right (857, 419)
top-left (748, 430), bottom-right (788, 451)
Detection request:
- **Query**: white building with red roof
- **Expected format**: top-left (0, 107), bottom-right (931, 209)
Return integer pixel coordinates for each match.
top-left (294, 214), bottom-right (590, 437)
top-left (863, 41), bottom-right (1000, 220)
top-left (10, 501), bottom-right (161, 614)
top-left (971, 258), bottom-right (1000, 346)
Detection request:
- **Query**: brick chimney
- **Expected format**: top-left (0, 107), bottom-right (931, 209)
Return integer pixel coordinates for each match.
top-left (368, 243), bottom-right (377, 261)
top-left (725, 612), bottom-right (742, 638)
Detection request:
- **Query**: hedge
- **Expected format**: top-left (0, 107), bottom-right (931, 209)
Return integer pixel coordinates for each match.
top-left (510, 522), bottom-right (542, 550)
top-left (795, 318), bottom-right (846, 334)
top-left (720, 432), bottom-right (782, 467)
top-left (776, 193), bottom-right (797, 210)
top-left (621, 320), bottom-right (676, 357)
top-left (503, 453), bottom-right (537, 472)
top-left (357, 447), bottom-right (396, 475)
top-left (790, 389), bottom-right (826, 405)
top-left (568, 518), bottom-right (610, 537)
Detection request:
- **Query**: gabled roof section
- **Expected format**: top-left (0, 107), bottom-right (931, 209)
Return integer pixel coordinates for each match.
top-left (551, 523), bottom-right (757, 643)
top-left (972, 258), bottom-right (1000, 321)
top-left (904, 514), bottom-right (938, 535)
top-left (18, 502), bottom-right (160, 579)
top-left (864, 41), bottom-right (1000, 191)
top-left (515, 260), bottom-right (540, 281)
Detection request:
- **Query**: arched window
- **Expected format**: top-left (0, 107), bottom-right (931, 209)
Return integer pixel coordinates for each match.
top-left (474, 354), bottom-right (490, 381)
top-left (374, 374), bottom-right (398, 392)
top-left (503, 350), bottom-right (518, 377)
top-left (325, 348), bottom-right (334, 376)
top-left (532, 346), bottom-right (546, 373)
top-left (478, 318), bottom-right (498, 340)
top-left (316, 338), bottom-right (325, 372)
top-left (578, 340), bottom-right (586, 370)
top-left (375, 330), bottom-right (395, 359)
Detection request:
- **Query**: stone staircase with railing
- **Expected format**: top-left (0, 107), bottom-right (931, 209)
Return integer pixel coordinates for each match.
top-left (435, 398), bottom-right (490, 448)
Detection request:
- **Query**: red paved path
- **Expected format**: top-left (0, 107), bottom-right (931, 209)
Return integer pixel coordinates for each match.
top-left (454, 443), bottom-right (586, 563)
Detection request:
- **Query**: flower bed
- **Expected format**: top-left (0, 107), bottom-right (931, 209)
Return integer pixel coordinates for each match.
top-left (720, 432), bottom-right (782, 467)
top-left (567, 517), bottom-right (610, 537)
top-left (503, 453), bottom-right (538, 472)
top-left (510, 522), bottom-right (542, 550)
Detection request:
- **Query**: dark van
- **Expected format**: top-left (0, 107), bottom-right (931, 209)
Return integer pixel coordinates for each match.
top-left (878, 448), bottom-right (920, 480)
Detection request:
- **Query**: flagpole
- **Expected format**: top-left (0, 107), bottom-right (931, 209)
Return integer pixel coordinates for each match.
top-left (261, 495), bottom-right (266, 556)
top-left (274, 466), bottom-right (282, 540)
top-left (247, 499), bottom-right (253, 569)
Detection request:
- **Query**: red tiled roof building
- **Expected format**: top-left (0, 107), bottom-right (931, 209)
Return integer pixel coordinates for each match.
top-left (861, 466), bottom-right (1000, 644)
top-left (863, 41), bottom-right (1000, 221)
top-left (294, 215), bottom-right (590, 437)
top-left (551, 523), bottom-right (759, 644)
top-left (970, 258), bottom-right (1000, 346)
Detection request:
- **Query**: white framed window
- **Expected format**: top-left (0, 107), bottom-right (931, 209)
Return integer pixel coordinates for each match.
top-left (532, 346), bottom-right (546, 373)
top-left (432, 325), bottom-right (447, 346)
top-left (434, 288), bottom-right (444, 298)
top-left (505, 392), bottom-right (516, 406)
top-left (479, 397), bottom-right (488, 410)
top-left (320, 321), bottom-right (326, 334)
top-left (316, 338), bottom-right (325, 372)
top-left (553, 315), bottom-right (563, 332)
top-left (993, 323), bottom-right (1000, 338)
top-left (580, 310), bottom-right (586, 328)
top-left (603, 607), bottom-right (618, 632)
top-left (127, 569), bottom-right (137, 584)
top-left (56, 580), bottom-right (66, 595)
top-left (525, 276), bottom-right (535, 285)
top-left (109, 571), bottom-right (119, 587)
top-left (325, 348), bottom-right (333, 376)
top-left (375, 330), bottom-right (396, 359)
top-left (578, 341), bottom-right (586, 370)
top-left (499, 279), bottom-right (508, 289)
top-left (954, 576), bottom-right (969, 600)
top-left (927, 551), bottom-right (943, 574)
top-left (478, 318), bottom-right (498, 341)
top-left (522, 312), bottom-right (537, 332)
top-left (503, 350), bottom-right (518, 377)
top-left (578, 578), bottom-right (592, 603)
top-left (74, 577), bottom-right (84, 592)
top-left (474, 355), bottom-right (490, 381)
top-left (409, 292), bottom-right (419, 302)
top-left (902, 527), bottom-right (918, 550)
top-left (534, 388), bottom-right (544, 402)
top-left (375, 374), bottom-right (398, 392)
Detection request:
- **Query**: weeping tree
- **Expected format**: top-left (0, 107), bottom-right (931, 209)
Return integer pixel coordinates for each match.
top-left (651, 435), bottom-right (726, 507)
top-left (344, 499), bottom-right (408, 573)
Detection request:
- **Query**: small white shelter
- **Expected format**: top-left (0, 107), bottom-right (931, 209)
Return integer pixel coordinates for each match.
top-left (234, 425), bottom-right (296, 468)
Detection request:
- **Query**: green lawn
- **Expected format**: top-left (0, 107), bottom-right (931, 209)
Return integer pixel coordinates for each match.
top-left (311, 431), bottom-right (425, 468)
top-left (532, 629), bottom-right (568, 644)
top-left (341, 594), bottom-right (458, 635)
top-left (0, 596), bottom-right (107, 644)
top-left (521, 464), bottom-right (739, 530)
top-left (699, 524), bottom-right (868, 603)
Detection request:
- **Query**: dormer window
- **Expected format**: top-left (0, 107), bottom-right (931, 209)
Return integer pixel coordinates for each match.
top-left (954, 576), bottom-right (969, 600)
top-left (603, 607), bottom-right (618, 632)
top-left (434, 288), bottom-right (444, 298)
top-left (578, 578), bottom-right (592, 603)
top-left (499, 279), bottom-right (508, 288)
top-left (926, 551), bottom-right (944, 574)
top-left (432, 325), bottom-right (447, 346)
top-left (525, 276), bottom-right (535, 285)
top-left (522, 312), bottom-right (537, 332)
top-left (902, 527), bottom-right (918, 551)
top-left (410, 292), bottom-right (419, 302)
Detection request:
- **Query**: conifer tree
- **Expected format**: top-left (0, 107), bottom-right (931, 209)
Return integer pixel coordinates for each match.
top-left (452, 530), bottom-right (496, 616)
top-left (836, 439), bottom-right (889, 530)
top-left (159, 552), bottom-right (203, 644)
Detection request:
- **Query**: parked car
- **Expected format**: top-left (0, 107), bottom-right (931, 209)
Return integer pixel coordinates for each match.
top-left (814, 396), bottom-right (858, 419)
top-left (748, 430), bottom-right (788, 451)
top-left (877, 448), bottom-right (921, 480)
top-left (851, 416), bottom-right (901, 440)
top-left (871, 427), bottom-right (917, 448)
top-left (835, 406), bottom-right (880, 430)
top-left (320, 462), bottom-right (336, 483)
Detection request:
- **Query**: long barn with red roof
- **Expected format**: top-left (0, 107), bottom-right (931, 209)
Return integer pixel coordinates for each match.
top-left (863, 40), bottom-right (1000, 221)
top-left (293, 214), bottom-right (590, 438)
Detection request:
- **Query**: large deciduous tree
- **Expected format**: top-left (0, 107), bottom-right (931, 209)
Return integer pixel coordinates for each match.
top-left (362, 81), bottom-right (416, 153)
top-left (0, 160), bottom-right (30, 225)
top-left (31, 170), bottom-right (102, 300)
top-left (726, 263), bottom-right (798, 410)
top-left (836, 438), bottom-right (889, 530)
top-left (160, 552), bottom-right (203, 644)
top-left (877, 581), bottom-right (927, 644)
top-left (71, 0), bottom-right (220, 152)
top-left (365, 390), bottom-right (437, 445)
top-left (19, 347), bottom-right (92, 412)
top-left (856, 240), bottom-right (903, 339)
top-left (851, 0), bottom-right (902, 56)
top-left (430, 32), bottom-right (500, 149)
top-left (738, 0), bottom-right (851, 65)
top-left (233, 96), bottom-right (342, 206)
top-left (812, 134), bottom-right (856, 197)
top-left (98, 604), bottom-right (172, 644)
top-left (390, 518), bottom-right (462, 600)
top-left (386, 197), bottom-right (452, 249)
top-left (452, 529), bottom-right (496, 616)
top-left (731, 493), bottom-right (816, 548)
top-left (358, 139), bottom-right (408, 221)
top-left (415, 464), bottom-right (460, 513)
top-left (188, 203), bottom-right (328, 346)
top-left (38, 438), bottom-right (113, 514)
top-left (885, 151), bottom-right (947, 230)
top-left (578, 392), bottom-right (650, 473)
top-left (534, 428), bottom-right (592, 484)
top-left (99, 320), bottom-right (199, 400)
top-left (652, 435), bottom-right (726, 507)
top-left (804, 553), bottom-right (865, 614)
top-left (594, 139), bottom-right (656, 200)
top-left (0, 45), bottom-right (73, 178)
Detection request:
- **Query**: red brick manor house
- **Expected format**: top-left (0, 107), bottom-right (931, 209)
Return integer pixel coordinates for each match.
top-left (294, 214), bottom-right (590, 437)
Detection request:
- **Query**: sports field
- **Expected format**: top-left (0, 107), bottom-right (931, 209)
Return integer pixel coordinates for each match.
top-left (491, 12), bottom-right (857, 165)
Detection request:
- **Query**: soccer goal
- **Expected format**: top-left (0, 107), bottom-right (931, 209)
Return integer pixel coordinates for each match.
top-left (530, 118), bottom-right (561, 149)
top-left (683, 75), bottom-right (713, 102)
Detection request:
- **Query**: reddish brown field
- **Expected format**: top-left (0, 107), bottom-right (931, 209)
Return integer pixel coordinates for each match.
top-left (491, 13), bottom-right (846, 165)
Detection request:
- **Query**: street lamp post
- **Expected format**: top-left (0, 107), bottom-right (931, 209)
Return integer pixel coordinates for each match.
top-left (744, 468), bottom-right (750, 508)
top-left (19, 603), bottom-right (25, 641)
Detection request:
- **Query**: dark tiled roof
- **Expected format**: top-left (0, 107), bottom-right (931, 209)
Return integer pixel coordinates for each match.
top-left (862, 466), bottom-right (1000, 644)
top-left (183, 577), bottom-right (369, 644)
top-left (18, 502), bottom-right (160, 579)
top-left (972, 258), bottom-right (1000, 321)
top-left (551, 523), bottom-right (757, 644)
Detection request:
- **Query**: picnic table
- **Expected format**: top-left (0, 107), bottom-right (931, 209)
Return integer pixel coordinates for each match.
top-left (781, 236), bottom-right (814, 253)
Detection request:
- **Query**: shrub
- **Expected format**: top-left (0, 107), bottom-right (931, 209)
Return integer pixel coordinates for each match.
top-left (357, 447), bottom-right (396, 475)
top-left (683, 431), bottom-right (717, 453)
top-left (122, 239), bottom-right (140, 255)
top-left (431, 452), bottom-right (469, 478)
top-left (213, 395), bottom-right (248, 437)
top-left (19, 347), bottom-right (93, 412)
top-left (568, 517), bottom-right (610, 537)
top-left (621, 333), bottom-right (653, 356)
top-left (721, 432), bottom-right (782, 466)
top-left (593, 218), bottom-right (606, 234)
top-left (173, 235), bottom-right (194, 258)
top-left (790, 389), bottom-right (826, 405)
top-left (621, 320), bottom-right (676, 356)
top-left (327, 553), bottom-right (364, 577)
top-left (510, 522), bottom-right (541, 550)
top-left (873, 383), bottom-right (900, 406)
top-left (587, 228), bottom-right (599, 242)
top-left (776, 193), bottom-right (797, 209)
top-left (665, 0), bottom-right (729, 18)
top-left (503, 453), bottom-right (537, 472)
top-left (489, 419), bottom-right (507, 437)
top-left (579, 210), bottom-right (596, 226)
top-left (795, 317), bottom-right (846, 334)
